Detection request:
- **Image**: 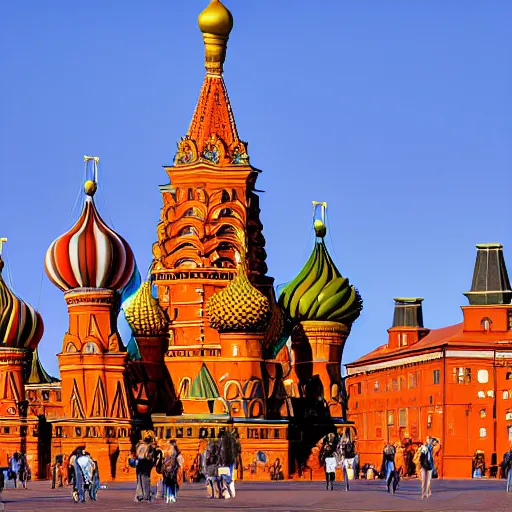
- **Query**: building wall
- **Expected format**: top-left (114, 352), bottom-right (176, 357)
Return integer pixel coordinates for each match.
top-left (347, 359), bottom-right (444, 469)
top-left (347, 352), bottom-right (512, 478)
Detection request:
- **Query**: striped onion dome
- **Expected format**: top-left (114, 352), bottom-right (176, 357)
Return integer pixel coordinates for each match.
top-left (0, 257), bottom-right (44, 349)
top-left (45, 189), bottom-right (135, 292)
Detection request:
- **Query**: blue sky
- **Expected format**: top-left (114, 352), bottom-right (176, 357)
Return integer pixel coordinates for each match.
top-left (1, 1), bottom-right (511, 376)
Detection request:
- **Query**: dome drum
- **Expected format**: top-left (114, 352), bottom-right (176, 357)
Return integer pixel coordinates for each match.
top-left (219, 331), bottom-right (264, 359)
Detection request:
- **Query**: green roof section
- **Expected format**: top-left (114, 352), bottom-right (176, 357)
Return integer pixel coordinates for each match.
top-left (26, 348), bottom-right (59, 385)
top-left (278, 239), bottom-right (363, 325)
top-left (190, 364), bottom-right (219, 399)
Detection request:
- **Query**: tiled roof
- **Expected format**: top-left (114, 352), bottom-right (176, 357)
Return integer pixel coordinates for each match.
top-left (347, 322), bottom-right (512, 367)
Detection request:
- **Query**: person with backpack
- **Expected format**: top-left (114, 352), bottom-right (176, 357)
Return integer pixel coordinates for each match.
top-left (203, 440), bottom-right (221, 499)
top-left (419, 437), bottom-right (438, 499)
top-left (340, 434), bottom-right (356, 490)
top-left (134, 433), bottom-right (156, 502)
top-left (381, 444), bottom-right (397, 494)
top-left (320, 433), bottom-right (338, 491)
top-left (161, 441), bottom-right (180, 503)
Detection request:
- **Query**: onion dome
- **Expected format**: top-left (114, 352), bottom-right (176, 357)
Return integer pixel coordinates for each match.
top-left (124, 281), bottom-right (169, 336)
top-left (278, 225), bottom-right (363, 326)
top-left (207, 261), bottom-right (271, 333)
top-left (198, 0), bottom-right (233, 37)
top-left (45, 180), bottom-right (135, 292)
top-left (0, 257), bottom-right (44, 349)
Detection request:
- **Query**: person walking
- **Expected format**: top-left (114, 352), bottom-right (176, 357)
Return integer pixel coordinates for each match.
top-left (18, 454), bottom-right (28, 489)
top-left (381, 443), bottom-right (396, 493)
top-left (320, 432), bottom-right (339, 491)
top-left (134, 432), bottom-right (156, 502)
top-left (204, 440), bottom-right (221, 499)
top-left (502, 448), bottom-right (512, 493)
top-left (9, 453), bottom-right (21, 489)
top-left (72, 448), bottom-right (95, 503)
top-left (161, 441), bottom-right (181, 503)
top-left (419, 437), bottom-right (437, 499)
top-left (340, 432), bottom-right (356, 491)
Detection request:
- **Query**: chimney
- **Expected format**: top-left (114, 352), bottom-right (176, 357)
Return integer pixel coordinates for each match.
top-left (388, 298), bottom-right (429, 349)
top-left (464, 243), bottom-right (512, 306)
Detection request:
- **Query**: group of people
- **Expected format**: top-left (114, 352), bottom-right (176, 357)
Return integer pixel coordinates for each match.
top-left (380, 437), bottom-right (439, 499)
top-left (202, 431), bottom-right (241, 499)
top-left (6, 452), bottom-right (29, 490)
top-left (130, 428), bottom-right (242, 504)
top-left (319, 431), bottom-right (358, 491)
top-left (131, 432), bottom-right (184, 503)
top-left (50, 448), bottom-right (100, 503)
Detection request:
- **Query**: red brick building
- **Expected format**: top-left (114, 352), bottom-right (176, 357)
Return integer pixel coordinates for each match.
top-left (346, 243), bottom-right (512, 478)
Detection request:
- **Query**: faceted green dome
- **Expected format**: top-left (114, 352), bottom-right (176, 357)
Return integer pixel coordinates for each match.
top-left (278, 240), bottom-right (362, 325)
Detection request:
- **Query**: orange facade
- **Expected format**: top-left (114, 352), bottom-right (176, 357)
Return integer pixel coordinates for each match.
top-left (346, 244), bottom-right (512, 478)
top-left (0, 0), bottom-right (363, 484)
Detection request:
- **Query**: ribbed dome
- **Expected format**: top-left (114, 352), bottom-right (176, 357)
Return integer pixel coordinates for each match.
top-left (207, 262), bottom-right (271, 332)
top-left (0, 258), bottom-right (43, 350)
top-left (45, 195), bottom-right (135, 292)
top-left (279, 240), bottom-right (363, 325)
top-left (124, 281), bottom-right (168, 336)
top-left (198, 0), bottom-right (233, 37)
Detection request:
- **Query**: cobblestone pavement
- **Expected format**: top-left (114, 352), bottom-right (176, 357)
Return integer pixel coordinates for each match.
top-left (2, 478), bottom-right (511, 511)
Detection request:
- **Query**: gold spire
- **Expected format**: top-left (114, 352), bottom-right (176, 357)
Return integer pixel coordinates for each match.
top-left (198, 0), bottom-right (234, 75)
top-left (83, 156), bottom-right (99, 197)
top-left (125, 282), bottom-right (169, 336)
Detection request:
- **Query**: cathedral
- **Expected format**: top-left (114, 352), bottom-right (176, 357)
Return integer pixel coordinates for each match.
top-left (0, 0), bottom-right (362, 481)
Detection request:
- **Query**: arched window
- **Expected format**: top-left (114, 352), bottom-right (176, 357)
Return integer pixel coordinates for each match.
top-left (183, 207), bottom-right (203, 219)
top-left (175, 259), bottom-right (198, 268)
top-left (217, 225), bottom-right (235, 236)
top-left (84, 342), bottom-right (100, 354)
top-left (178, 226), bottom-right (199, 237)
top-left (481, 317), bottom-right (492, 332)
top-left (221, 190), bottom-right (230, 203)
top-left (66, 343), bottom-right (78, 353)
top-left (218, 208), bottom-right (232, 218)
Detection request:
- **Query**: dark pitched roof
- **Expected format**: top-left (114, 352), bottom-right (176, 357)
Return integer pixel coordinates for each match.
top-left (26, 348), bottom-right (59, 385)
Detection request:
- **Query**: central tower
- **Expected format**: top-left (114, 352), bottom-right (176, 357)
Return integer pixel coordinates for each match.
top-left (151, 0), bottom-right (273, 402)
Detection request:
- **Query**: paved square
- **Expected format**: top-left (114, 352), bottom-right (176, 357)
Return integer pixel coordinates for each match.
top-left (3, 479), bottom-right (511, 511)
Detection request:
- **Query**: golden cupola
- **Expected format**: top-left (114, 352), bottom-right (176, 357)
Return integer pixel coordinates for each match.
top-left (198, 0), bottom-right (234, 75)
top-left (124, 281), bottom-right (169, 336)
top-left (207, 258), bottom-right (271, 333)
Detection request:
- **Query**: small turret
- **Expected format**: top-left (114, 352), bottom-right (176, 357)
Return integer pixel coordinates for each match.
top-left (464, 243), bottom-right (512, 305)
top-left (388, 298), bottom-right (429, 349)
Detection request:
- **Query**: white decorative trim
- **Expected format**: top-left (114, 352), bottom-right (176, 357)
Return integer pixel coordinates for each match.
top-left (346, 351), bottom-right (442, 375)
top-left (496, 352), bottom-right (512, 359)
top-left (445, 350), bottom-right (494, 359)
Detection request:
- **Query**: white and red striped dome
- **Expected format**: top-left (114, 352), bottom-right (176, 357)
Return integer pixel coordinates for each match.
top-left (0, 258), bottom-right (44, 350)
top-left (45, 195), bottom-right (135, 292)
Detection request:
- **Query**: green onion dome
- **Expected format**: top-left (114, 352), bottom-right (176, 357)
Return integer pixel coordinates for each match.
top-left (278, 239), bottom-right (362, 325)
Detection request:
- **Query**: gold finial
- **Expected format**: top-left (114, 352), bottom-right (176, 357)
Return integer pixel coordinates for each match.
top-left (198, 0), bottom-right (233, 75)
top-left (0, 238), bottom-right (7, 257)
top-left (312, 201), bottom-right (327, 238)
top-left (83, 155), bottom-right (99, 197)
